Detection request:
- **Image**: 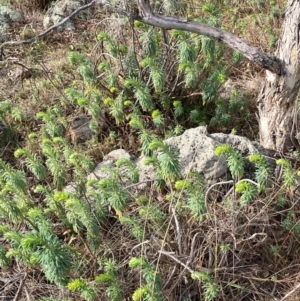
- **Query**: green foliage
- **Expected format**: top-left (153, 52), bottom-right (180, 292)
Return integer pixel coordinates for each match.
top-left (41, 139), bottom-right (67, 190)
top-left (98, 61), bottom-right (117, 88)
top-left (57, 191), bottom-right (100, 250)
top-left (97, 31), bottom-right (119, 57)
top-left (235, 180), bottom-right (257, 206)
top-left (91, 167), bottom-right (131, 217)
top-left (139, 204), bottom-right (166, 226)
top-left (11, 107), bottom-right (24, 122)
top-left (36, 105), bottom-right (66, 138)
top-left (283, 211), bottom-right (295, 232)
top-left (0, 1), bottom-right (290, 300)
top-left (0, 158), bottom-right (27, 193)
top-left (151, 109), bottom-right (165, 128)
top-left (232, 51), bottom-right (244, 65)
top-left (95, 259), bottom-right (122, 301)
top-left (210, 90), bottom-right (250, 130)
top-left (248, 154), bottom-right (270, 192)
top-left (202, 69), bottom-right (227, 103)
top-left (173, 100), bottom-right (184, 118)
top-left (0, 158), bottom-right (34, 224)
top-left (116, 158), bottom-right (139, 183)
top-left (192, 271), bottom-right (220, 300)
top-left (215, 144), bottom-right (244, 179)
top-left (145, 141), bottom-right (181, 182)
top-left (174, 31), bottom-right (197, 64)
top-left (68, 278), bottom-right (96, 301)
top-left (105, 95), bottom-right (125, 124)
top-left (14, 148), bottom-right (47, 180)
top-left (9, 208), bottom-right (73, 287)
top-left (35, 185), bottom-right (68, 224)
top-left (129, 257), bottom-right (163, 301)
top-left (215, 147), bottom-right (270, 206)
top-left (175, 173), bottom-right (207, 221)
top-left (202, 3), bottom-right (219, 16)
top-left (0, 244), bottom-right (11, 267)
top-left (165, 124), bottom-right (184, 138)
top-left (67, 151), bottom-right (94, 194)
top-left (124, 78), bottom-right (154, 112)
top-left (276, 159), bottom-right (297, 191)
top-left (119, 216), bottom-right (144, 242)
top-left (68, 52), bottom-right (94, 84)
top-left (139, 202), bottom-right (167, 234)
top-left (140, 57), bottom-right (165, 92)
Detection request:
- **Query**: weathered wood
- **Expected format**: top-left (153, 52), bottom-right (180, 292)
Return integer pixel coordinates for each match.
top-left (256, 0), bottom-right (300, 151)
top-left (136, 0), bottom-right (283, 75)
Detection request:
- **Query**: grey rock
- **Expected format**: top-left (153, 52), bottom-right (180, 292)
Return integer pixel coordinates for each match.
top-left (0, 6), bottom-right (23, 42)
top-left (65, 149), bottom-right (132, 194)
top-left (136, 127), bottom-right (267, 186)
top-left (65, 127), bottom-right (273, 194)
top-left (43, 0), bottom-right (91, 30)
top-left (88, 149), bottom-right (132, 181)
top-left (102, 149), bottom-right (132, 162)
top-left (0, 6), bottom-right (22, 24)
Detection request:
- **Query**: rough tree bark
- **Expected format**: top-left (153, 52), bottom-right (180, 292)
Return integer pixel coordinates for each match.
top-left (256, 1), bottom-right (300, 151)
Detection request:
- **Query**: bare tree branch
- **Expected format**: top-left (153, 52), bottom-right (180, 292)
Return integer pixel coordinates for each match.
top-left (98, 0), bottom-right (283, 74)
top-left (135, 0), bottom-right (283, 74)
top-left (1, 0), bottom-right (283, 75)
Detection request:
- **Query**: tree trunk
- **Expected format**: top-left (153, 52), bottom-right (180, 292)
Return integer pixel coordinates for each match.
top-left (257, 0), bottom-right (300, 151)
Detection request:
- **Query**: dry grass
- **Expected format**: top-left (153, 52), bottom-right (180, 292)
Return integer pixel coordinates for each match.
top-left (3, 180), bottom-right (300, 301)
top-left (14, 0), bottom-right (54, 11)
top-left (1, 1), bottom-right (299, 301)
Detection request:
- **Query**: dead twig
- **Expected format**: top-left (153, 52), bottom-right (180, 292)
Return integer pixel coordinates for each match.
top-left (0, 0), bottom-right (98, 59)
top-left (280, 283), bottom-right (300, 301)
top-left (13, 273), bottom-right (27, 301)
top-left (158, 250), bottom-right (213, 274)
top-left (171, 206), bottom-right (182, 255)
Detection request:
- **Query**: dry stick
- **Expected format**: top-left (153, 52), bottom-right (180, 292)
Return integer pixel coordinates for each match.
top-left (222, 178), bottom-right (259, 200)
top-left (162, 265), bottom-right (177, 290)
top-left (13, 273), bottom-right (27, 301)
top-left (204, 180), bottom-right (233, 213)
top-left (205, 178), bottom-right (259, 213)
top-left (0, 274), bottom-right (23, 285)
top-left (158, 250), bottom-right (213, 273)
top-left (124, 179), bottom-right (156, 189)
top-left (171, 206), bottom-right (182, 255)
top-left (0, 0), bottom-right (98, 58)
top-left (280, 283), bottom-right (300, 301)
top-left (188, 231), bottom-right (201, 264)
top-left (130, 240), bottom-right (150, 255)
top-left (24, 285), bottom-right (31, 301)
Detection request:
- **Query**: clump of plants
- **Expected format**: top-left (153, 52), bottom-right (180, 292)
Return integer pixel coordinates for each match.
top-left (1, 0), bottom-right (298, 300)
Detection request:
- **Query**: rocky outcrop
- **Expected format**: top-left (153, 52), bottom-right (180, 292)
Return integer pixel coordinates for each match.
top-left (43, 0), bottom-right (91, 30)
top-left (65, 126), bottom-right (274, 195)
top-left (0, 6), bottom-right (23, 42)
top-left (136, 127), bottom-right (270, 186)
